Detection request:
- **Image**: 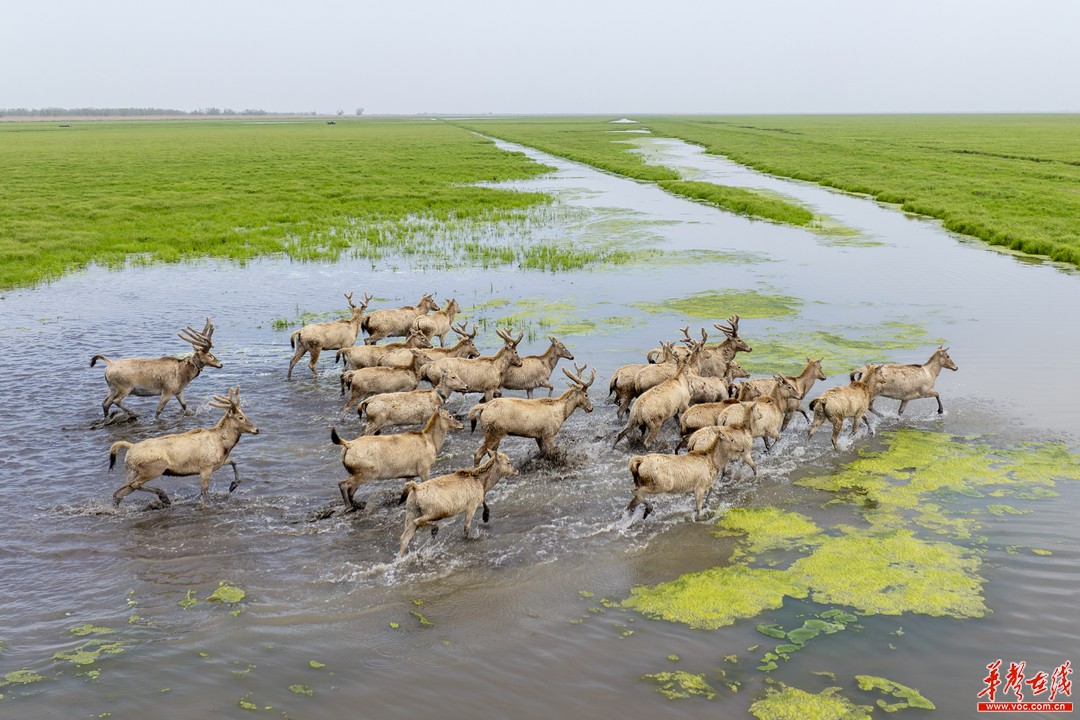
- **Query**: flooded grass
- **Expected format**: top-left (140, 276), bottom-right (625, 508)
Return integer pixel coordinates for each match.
top-left (630, 289), bottom-right (803, 320)
top-left (658, 180), bottom-right (815, 226)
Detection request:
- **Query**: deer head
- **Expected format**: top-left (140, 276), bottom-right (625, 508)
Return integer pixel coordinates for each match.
top-left (178, 318), bottom-right (222, 368)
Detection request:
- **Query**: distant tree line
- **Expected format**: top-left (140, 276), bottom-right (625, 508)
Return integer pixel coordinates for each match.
top-left (0, 107), bottom-right (324, 118)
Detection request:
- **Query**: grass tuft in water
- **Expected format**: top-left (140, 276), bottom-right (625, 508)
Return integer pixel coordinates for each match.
top-left (631, 289), bottom-right (803, 320)
top-left (642, 670), bottom-right (718, 700)
top-left (750, 683), bottom-right (871, 720)
top-left (855, 675), bottom-right (936, 712)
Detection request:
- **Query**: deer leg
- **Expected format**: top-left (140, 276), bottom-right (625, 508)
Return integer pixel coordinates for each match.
top-left (643, 421), bottom-right (661, 449)
top-left (475, 433), bottom-right (503, 466)
top-left (226, 460), bottom-right (242, 492)
top-left (307, 346), bottom-right (322, 376)
top-left (112, 390), bottom-right (139, 418)
top-left (198, 469), bottom-right (213, 499)
top-left (399, 521), bottom-right (418, 556)
top-left (138, 485), bottom-right (172, 507)
top-left (339, 475), bottom-right (366, 511)
top-left (931, 392), bottom-right (943, 414)
top-left (859, 411), bottom-right (874, 436)
top-left (742, 450), bottom-right (758, 476)
top-left (287, 344), bottom-right (307, 379)
top-left (463, 505), bottom-right (477, 538)
top-left (155, 393), bottom-right (174, 417)
top-left (806, 412), bottom-right (825, 444)
top-left (897, 399), bottom-right (909, 415)
top-left (537, 436), bottom-right (555, 457)
top-left (543, 382), bottom-right (554, 398)
top-left (830, 418), bottom-right (843, 450)
top-left (482, 501), bottom-right (491, 523)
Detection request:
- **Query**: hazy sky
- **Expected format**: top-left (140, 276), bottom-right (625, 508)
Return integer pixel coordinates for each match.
top-left (5, 0), bottom-right (1078, 114)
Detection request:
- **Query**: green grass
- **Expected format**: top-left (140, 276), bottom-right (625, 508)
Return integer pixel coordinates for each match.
top-left (657, 180), bottom-right (814, 226)
top-left (0, 118), bottom-right (554, 289)
top-left (639, 114), bottom-right (1080, 266)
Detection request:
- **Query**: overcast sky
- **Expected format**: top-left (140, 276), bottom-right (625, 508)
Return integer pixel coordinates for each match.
top-left (4, 0), bottom-right (1078, 115)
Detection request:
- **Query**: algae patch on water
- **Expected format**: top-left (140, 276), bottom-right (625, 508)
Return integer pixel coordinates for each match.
top-left (464, 296), bottom-right (641, 341)
top-left (750, 684), bottom-right (871, 720)
top-left (631, 289), bottom-right (803, 320)
top-left (642, 670), bottom-right (717, 700)
top-left (622, 565), bottom-right (808, 630)
top-left (715, 507), bottom-right (823, 556)
top-left (855, 675), bottom-right (936, 712)
top-left (206, 582), bottom-right (246, 605)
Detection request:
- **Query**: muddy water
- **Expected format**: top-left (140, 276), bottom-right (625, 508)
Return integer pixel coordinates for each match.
top-left (1, 135), bottom-right (1078, 719)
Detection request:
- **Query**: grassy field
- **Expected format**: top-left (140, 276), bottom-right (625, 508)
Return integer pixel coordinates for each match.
top-left (640, 114), bottom-right (1080, 266)
top-left (0, 119), bottom-right (555, 289)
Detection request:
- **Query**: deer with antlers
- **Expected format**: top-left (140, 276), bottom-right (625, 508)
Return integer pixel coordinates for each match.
top-left (411, 298), bottom-right (460, 347)
top-left (362, 293), bottom-right (439, 345)
top-left (421, 328), bottom-right (525, 403)
top-left (288, 292), bottom-right (372, 378)
top-left (468, 363), bottom-right (596, 464)
top-left (91, 318), bottom-right (221, 420)
top-left (108, 387), bottom-right (258, 507)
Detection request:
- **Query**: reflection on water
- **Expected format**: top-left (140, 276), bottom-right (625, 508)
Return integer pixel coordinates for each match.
top-left (1, 136), bottom-right (1078, 718)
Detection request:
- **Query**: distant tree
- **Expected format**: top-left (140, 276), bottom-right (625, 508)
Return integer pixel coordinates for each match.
top-left (356, 107), bottom-right (364, 116)
top-left (337, 109), bottom-right (344, 116)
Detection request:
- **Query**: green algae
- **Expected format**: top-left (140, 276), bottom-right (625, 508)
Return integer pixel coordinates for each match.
top-left (288, 684), bottom-right (313, 696)
top-left (750, 684), bottom-right (871, 720)
top-left (1, 669), bottom-right (44, 688)
top-left (238, 695), bottom-right (259, 711)
top-left (52, 640), bottom-right (127, 666)
top-left (178, 590), bottom-right (198, 609)
top-left (309, 660), bottom-right (326, 669)
top-left (790, 528), bottom-right (985, 618)
top-left (465, 296), bottom-right (641, 342)
top-left (986, 504), bottom-right (1028, 516)
top-left (411, 610), bottom-right (435, 626)
top-left (1032, 548), bottom-right (1053, 556)
top-left (206, 582), bottom-right (246, 605)
top-left (757, 613), bottom-right (857, 670)
top-left (855, 675), bottom-right (936, 712)
top-left (631, 288), bottom-right (802, 320)
top-left (642, 671), bottom-right (717, 700)
top-left (741, 322), bottom-right (946, 376)
top-left (69, 625), bottom-right (113, 637)
top-left (646, 248), bottom-right (771, 267)
top-left (622, 565), bottom-right (808, 630)
top-left (716, 507), bottom-right (823, 555)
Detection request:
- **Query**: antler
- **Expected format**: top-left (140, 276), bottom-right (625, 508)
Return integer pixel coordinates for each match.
top-left (208, 386), bottom-right (241, 410)
top-left (451, 322), bottom-right (477, 339)
top-left (496, 328), bottom-right (524, 346)
top-left (563, 363), bottom-right (596, 388)
top-left (178, 317), bottom-right (214, 350)
top-left (714, 314), bottom-right (741, 337)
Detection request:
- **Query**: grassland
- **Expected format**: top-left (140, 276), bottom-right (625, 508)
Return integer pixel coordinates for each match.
top-left (0, 119), bottom-right (554, 289)
top-left (640, 114), bottom-right (1080, 266)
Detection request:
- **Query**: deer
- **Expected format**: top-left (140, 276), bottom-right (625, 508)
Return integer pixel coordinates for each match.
top-left (852, 347), bottom-right (959, 417)
top-left (681, 424), bottom-right (757, 478)
top-left (500, 336), bottom-right (576, 398)
top-left (339, 350), bottom-right (429, 416)
top-left (336, 327), bottom-right (431, 370)
top-left (676, 375), bottom-right (800, 452)
top-left (468, 364), bottom-right (596, 464)
top-left (330, 408), bottom-right (463, 511)
top-left (696, 315), bottom-right (753, 378)
top-left (625, 426), bottom-right (745, 522)
top-left (405, 323), bottom-right (481, 366)
top-left (91, 318), bottom-right (221, 420)
top-left (687, 359), bottom-right (750, 404)
top-left (411, 298), bottom-right (460, 347)
top-left (807, 364), bottom-right (889, 450)
top-left (421, 329), bottom-right (524, 403)
top-left (736, 358), bottom-right (827, 430)
top-left (610, 341), bottom-right (678, 418)
top-left (613, 347), bottom-right (699, 449)
top-left (287, 292), bottom-right (372, 378)
top-left (357, 369), bottom-right (468, 435)
top-left (108, 387), bottom-right (258, 507)
top-left (362, 293), bottom-right (439, 345)
top-left (398, 451), bottom-right (518, 556)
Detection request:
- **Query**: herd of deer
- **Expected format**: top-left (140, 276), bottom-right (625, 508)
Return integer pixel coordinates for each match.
top-left (92, 292), bottom-right (957, 556)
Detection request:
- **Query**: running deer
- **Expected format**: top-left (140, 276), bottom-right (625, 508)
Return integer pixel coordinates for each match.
top-left (288, 292), bottom-right (372, 378)
top-left (500, 336), bottom-right (575, 398)
top-left (91, 318), bottom-right (221, 419)
top-left (411, 298), bottom-right (460, 347)
top-left (108, 387), bottom-right (258, 507)
top-left (807, 364), bottom-right (889, 450)
top-left (852, 347), bottom-right (959, 416)
top-left (468, 364), bottom-right (595, 464)
top-left (398, 451), bottom-right (518, 556)
top-left (421, 329), bottom-right (524, 403)
top-left (331, 408), bottom-right (463, 511)
top-left (737, 358), bottom-right (827, 430)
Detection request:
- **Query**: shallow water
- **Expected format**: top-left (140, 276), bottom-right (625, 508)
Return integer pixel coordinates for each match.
top-left (1, 135), bottom-right (1078, 718)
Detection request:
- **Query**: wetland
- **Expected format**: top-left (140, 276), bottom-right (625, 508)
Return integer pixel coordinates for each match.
top-left (1, 119), bottom-right (1079, 719)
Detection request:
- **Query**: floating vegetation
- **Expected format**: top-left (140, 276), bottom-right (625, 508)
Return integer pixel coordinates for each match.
top-left (630, 289), bottom-right (803, 320)
top-left (179, 590), bottom-right (198, 609)
top-left (755, 612), bottom-right (859, 671)
top-left (464, 296), bottom-right (641, 342)
top-left (646, 248), bottom-right (771, 267)
top-left (750, 684), bottom-right (871, 720)
top-left (69, 625), bottom-right (113, 637)
top-left (411, 611), bottom-right (435, 627)
top-left (1, 669), bottom-right (45, 688)
top-left (741, 322), bottom-right (946, 376)
top-left (206, 582), bottom-right (246, 605)
top-left (52, 640), bottom-right (127, 667)
top-left (288, 684), bottom-right (313, 696)
top-left (715, 507), bottom-right (823, 557)
top-left (622, 565), bottom-right (808, 630)
top-left (309, 660), bottom-right (326, 669)
top-left (642, 671), bottom-right (717, 700)
top-left (790, 528), bottom-right (985, 618)
top-left (855, 675), bottom-right (936, 712)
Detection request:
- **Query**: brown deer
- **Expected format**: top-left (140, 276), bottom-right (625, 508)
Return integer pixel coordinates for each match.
top-left (500, 336), bottom-right (576, 398)
top-left (91, 318), bottom-right (221, 419)
top-left (854, 347), bottom-right (959, 416)
top-left (468, 364), bottom-right (595, 464)
top-left (108, 387), bottom-right (258, 507)
top-left (288, 292), bottom-right (372, 378)
top-left (807, 364), bottom-right (889, 449)
top-left (411, 298), bottom-right (460, 347)
top-left (362, 293), bottom-right (439, 345)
